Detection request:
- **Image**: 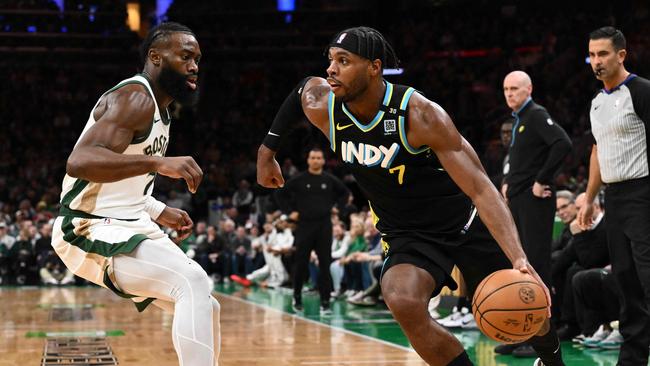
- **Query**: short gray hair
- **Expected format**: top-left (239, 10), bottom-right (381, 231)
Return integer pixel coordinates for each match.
top-left (556, 190), bottom-right (575, 202)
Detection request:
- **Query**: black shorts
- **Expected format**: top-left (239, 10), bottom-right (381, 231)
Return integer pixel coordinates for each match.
top-left (380, 217), bottom-right (511, 298)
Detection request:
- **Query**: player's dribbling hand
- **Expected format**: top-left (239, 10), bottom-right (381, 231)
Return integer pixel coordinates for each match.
top-left (157, 156), bottom-right (203, 193)
top-left (156, 206), bottom-right (194, 242)
top-left (257, 145), bottom-right (285, 188)
top-left (512, 258), bottom-right (552, 318)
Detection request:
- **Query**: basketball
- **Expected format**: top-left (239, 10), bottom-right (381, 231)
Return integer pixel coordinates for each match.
top-left (472, 269), bottom-right (548, 344)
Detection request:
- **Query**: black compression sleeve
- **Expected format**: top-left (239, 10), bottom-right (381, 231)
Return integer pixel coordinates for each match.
top-left (262, 77), bottom-right (313, 151)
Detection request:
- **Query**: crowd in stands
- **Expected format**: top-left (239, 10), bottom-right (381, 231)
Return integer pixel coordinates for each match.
top-left (1, 1), bottom-right (647, 355)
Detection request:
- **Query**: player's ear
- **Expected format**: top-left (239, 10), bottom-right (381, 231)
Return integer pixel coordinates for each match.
top-left (369, 59), bottom-right (382, 77)
top-left (149, 48), bottom-right (162, 67)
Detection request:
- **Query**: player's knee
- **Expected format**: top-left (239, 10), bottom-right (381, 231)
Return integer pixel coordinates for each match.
top-left (180, 263), bottom-right (212, 292)
top-left (383, 291), bottom-right (426, 321)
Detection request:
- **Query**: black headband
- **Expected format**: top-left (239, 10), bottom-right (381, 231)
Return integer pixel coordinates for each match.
top-left (328, 28), bottom-right (387, 65)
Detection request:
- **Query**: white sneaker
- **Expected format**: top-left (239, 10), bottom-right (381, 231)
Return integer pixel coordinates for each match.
top-left (533, 358), bottom-right (544, 366)
top-left (460, 312), bottom-right (477, 329)
top-left (583, 325), bottom-right (611, 348)
top-left (438, 306), bottom-right (460, 327)
top-left (598, 329), bottom-right (623, 349)
top-left (428, 296), bottom-right (441, 319)
top-left (572, 333), bottom-right (586, 344)
top-left (442, 307), bottom-right (470, 328)
top-left (347, 290), bottom-right (363, 301)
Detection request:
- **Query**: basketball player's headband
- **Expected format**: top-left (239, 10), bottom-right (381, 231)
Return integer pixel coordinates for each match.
top-left (327, 27), bottom-right (387, 64)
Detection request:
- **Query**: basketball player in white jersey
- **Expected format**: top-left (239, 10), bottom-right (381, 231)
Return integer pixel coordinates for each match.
top-left (51, 22), bottom-right (220, 366)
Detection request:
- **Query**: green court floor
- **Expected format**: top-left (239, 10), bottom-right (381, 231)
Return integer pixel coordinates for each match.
top-left (215, 283), bottom-right (621, 366)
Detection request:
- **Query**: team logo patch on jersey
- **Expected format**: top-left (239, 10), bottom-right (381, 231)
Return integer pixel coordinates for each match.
top-left (384, 119), bottom-right (397, 135)
top-left (546, 118), bottom-right (554, 125)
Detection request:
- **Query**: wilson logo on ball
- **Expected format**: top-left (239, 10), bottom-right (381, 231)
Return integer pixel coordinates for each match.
top-left (518, 287), bottom-right (536, 304)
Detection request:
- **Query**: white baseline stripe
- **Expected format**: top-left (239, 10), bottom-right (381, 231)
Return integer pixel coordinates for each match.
top-left (215, 291), bottom-right (415, 353)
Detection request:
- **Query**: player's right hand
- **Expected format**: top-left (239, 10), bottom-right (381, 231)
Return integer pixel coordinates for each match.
top-left (513, 258), bottom-right (552, 318)
top-left (156, 156), bottom-right (203, 193)
top-left (257, 145), bottom-right (285, 188)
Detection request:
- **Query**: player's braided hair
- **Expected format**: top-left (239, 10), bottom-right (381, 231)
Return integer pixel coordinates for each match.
top-left (328, 26), bottom-right (400, 69)
top-left (140, 22), bottom-right (195, 65)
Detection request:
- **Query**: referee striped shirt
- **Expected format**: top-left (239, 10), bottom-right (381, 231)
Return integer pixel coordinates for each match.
top-left (590, 74), bottom-right (650, 183)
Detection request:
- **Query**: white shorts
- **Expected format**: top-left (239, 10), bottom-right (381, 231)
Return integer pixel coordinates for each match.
top-left (51, 214), bottom-right (167, 309)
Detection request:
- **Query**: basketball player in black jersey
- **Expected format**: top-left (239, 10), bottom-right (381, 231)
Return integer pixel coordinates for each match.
top-left (257, 27), bottom-right (564, 366)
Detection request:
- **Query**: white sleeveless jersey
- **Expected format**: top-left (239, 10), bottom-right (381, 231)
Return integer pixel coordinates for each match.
top-left (59, 74), bottom-right (170, 220)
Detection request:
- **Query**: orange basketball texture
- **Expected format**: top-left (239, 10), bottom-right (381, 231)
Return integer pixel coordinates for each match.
top-left (472, 269), bottom-right (548, 344)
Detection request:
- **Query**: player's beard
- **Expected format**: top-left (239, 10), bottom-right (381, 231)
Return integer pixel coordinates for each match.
top-left (158, 65), bottom-right (199, 107)
top-left (339, 76), bottom-right (369, 103)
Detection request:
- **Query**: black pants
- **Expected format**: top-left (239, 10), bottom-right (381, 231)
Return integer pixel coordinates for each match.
top-left (572, 268), bottom-right (620, 336)
top-left (509, 189), bottom-right (555, 285)
top-left (293, 218), bottom-right (332, 305)
top-left (605, 178), bottom-right (650, 365)
top-left (552, 262), bottom-right (585, 326)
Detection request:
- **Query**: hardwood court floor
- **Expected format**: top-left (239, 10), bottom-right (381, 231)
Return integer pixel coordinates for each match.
top-left (0, 286), bottom-right (426, 366)
top-left (216, 283), bottom-right (621, 366)
top-left (0, 284), bottom-right (624, 365)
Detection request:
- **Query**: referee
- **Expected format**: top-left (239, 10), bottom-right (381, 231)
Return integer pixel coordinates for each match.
top-left (276, 147), bottom-right (349, 314)
top-left (578, 27), bottom-right (650, 366)
top-left (499, 71), bottom-right (572, 357)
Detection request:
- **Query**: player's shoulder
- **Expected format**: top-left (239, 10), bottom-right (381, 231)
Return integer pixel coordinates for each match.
top-left (406, 90), bottom-right (448, 125)
top-left (303, 77), bottom-right (330, 97)
top-left (108, 83), bottom-right (155, 115)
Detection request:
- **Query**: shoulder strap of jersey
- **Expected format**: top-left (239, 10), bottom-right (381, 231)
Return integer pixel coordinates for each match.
top-left (393, 84), bottom-right (428, 154)
top-left (379, 83), bottom-right (411, 117)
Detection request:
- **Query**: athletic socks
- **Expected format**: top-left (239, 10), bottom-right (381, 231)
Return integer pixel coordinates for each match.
top-left (447, 351), bottom-right (473, 366)
top-left (529, 323), bottom-right (565, 366)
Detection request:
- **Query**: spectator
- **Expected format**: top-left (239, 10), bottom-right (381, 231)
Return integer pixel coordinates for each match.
top-left (554, 192), bottom-right (608, 340)
top-left (232, 179), bottom-right (254, 221)
top-left (230, 226), bottom-right (252, 276)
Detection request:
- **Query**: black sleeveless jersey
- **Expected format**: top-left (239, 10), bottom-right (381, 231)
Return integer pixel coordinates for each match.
top-left (328, 81), bottom-right (475, 239)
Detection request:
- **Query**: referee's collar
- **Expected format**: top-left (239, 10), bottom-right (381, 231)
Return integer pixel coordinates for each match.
top-left (602, 73), bottom-right (637, 95)
top-left (512, 97), bottom-right (533, 117)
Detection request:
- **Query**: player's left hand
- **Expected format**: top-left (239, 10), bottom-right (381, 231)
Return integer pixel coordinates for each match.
top-left (532, 182), bottom-right (552, 198)
top-left (156, 206), bottom-right (193, 242)
top-left (512, 258), bottom-right (552, 318)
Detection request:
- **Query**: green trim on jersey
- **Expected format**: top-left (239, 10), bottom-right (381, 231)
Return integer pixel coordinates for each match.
top-left (397, 87), bottom-right (429, 154)
top-left (60, 179), bottom-right (89, 207)
top-left (61, 216), bottom-right (148, 258)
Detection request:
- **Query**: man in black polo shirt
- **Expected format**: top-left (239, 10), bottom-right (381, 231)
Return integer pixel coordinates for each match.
top-left (499, 70), bottom-right (572, 357)
top-left (276, 147), bottom-right (349, 314)
top-left (578, 26), bottom-right (650, 366)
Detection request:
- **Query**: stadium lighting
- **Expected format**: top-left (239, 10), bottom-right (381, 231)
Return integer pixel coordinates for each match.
top-left (383, 68), bottom-right (404, 75)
